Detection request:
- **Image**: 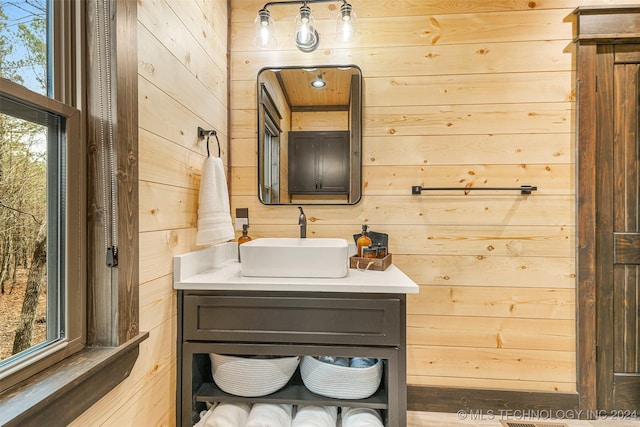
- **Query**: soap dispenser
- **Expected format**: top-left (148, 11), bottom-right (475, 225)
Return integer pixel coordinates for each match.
top-left (237, 224), bottom-right (252, 261)
top-left (238, 224), bottom-right (252, 245)
top-left (356, 224), bottom-right (372, 257)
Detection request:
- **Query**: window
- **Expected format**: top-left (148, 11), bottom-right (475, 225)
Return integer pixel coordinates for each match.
top-left (258, 84), bottom-right (282, 204)
top-left (0, 0), bottom-right (140, 420)
top-left (0, 0), bottom-right (48, 96)
top-left (0, 96), bottom-right (63, 364)
top-left (262, 113), bottom-right (280, 204)
top-left (0, 0), bottom-right (84, 391)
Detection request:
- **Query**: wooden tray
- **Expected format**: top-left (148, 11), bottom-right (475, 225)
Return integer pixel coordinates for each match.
top-left (349, 254), bottom-right (392, 271)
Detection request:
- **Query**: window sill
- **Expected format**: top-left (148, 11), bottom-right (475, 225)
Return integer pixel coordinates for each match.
top-left (0, 332), bottom-right (148, 427)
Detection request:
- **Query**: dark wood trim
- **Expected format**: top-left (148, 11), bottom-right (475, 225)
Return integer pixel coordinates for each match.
top-left (260, 83), bottom-right (283, 122)
top-left (594, 44), bottom-right (615, 411)
top-left (226, 0), bottom-right (232, 186)
top-left (573, 5), bottom-right (640, 414)
top-left (85, 0), bottom-right (104, 347)
top-left (176, 291), bottom-right (185, 427)
top-left (573, 6), bottom-right (640, 43)
top-left (0, 333), bottom-right (148, 427)
top-left (114, 0), bottom-right (139, 344)
top-left (291, 105), bottom-right (350, 112)
top-left (408, 385), bottom-right (579, 414)
top-left (274, 70), bottom-right (292, 110)
top-left (349, 71), bottom-right (362, 204)
top-left (575, 40), bottom-right (598, 414)
top-left (86, 0), bottom-right (139, 346)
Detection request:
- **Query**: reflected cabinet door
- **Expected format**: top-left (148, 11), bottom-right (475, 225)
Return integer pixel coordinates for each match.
top-left (289, 131), bottom-right (349, 194)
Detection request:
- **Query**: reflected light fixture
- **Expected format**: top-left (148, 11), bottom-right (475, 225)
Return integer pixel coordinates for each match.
top-left (253, 0), bottom-right (357, 53)
top-left (311, 74), bottom-right (326, 88)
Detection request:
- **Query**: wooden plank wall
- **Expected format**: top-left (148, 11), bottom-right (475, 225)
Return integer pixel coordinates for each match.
top-left (228, 0), bottom-right (632, 395)
top-left (69, 0), bottom-right (228, 424)
top-left (68, 0), bottom-right (640, 424)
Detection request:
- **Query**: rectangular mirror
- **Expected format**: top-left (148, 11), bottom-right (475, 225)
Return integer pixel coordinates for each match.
top-left (257, 65), bottom-right (362, 205)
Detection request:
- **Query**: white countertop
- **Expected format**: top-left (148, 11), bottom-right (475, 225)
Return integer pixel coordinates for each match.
top-left (173, 242), bottom-right (419, 294)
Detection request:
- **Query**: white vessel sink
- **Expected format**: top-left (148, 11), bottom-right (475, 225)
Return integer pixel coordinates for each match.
top-left (239, 238), bottom-right (349, 278)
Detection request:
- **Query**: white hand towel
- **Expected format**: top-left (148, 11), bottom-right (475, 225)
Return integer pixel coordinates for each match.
top-left (196, 156), bottom-right (235, 246)
top-left (341, 407), bottom-right (383, 427)
top-left (246, 403), bottom-right (293, 427)
top-left (292, 405), bottom-right (337, 427)
top-left (196, 402), bottom-right (251, 427)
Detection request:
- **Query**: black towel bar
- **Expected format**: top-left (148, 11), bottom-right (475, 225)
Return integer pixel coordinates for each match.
top-left (411, 185), bottom-right (537, 195)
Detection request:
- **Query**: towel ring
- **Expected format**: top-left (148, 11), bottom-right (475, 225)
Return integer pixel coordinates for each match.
top-left (207, 131), bottom-right (221, 158)
top-left (197, 126), bottom-right (221, 157)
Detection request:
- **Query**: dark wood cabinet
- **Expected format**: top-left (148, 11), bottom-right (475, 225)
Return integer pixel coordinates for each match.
top-left (176, 290), bottom-right (407, 427)
top-left (288, 131), bottom-right (350, 194)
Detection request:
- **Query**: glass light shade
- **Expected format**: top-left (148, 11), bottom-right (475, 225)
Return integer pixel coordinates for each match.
top-left (253, 9), bottom-right (277, 49)
top-left (294, 4), bottom-right (319, 52)
top-left (336, 2), bottom-right (357, 42)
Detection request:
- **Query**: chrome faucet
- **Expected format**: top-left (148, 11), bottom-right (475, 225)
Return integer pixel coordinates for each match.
top-left (298, 206), bottom-right (307, 238)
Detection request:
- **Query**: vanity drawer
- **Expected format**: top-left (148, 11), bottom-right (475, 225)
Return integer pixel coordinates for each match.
top-left (183, 293), bottom-right (402, 346)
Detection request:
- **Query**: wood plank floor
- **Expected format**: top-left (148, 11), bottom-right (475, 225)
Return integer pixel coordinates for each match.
top-left (407, 412), bottom-right (640, 426)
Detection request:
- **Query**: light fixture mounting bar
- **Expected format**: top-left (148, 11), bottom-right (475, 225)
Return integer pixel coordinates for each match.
top-left (255, 0), bottom-right (355, 52)
top-left (261, 0), bottom-right (348, 9)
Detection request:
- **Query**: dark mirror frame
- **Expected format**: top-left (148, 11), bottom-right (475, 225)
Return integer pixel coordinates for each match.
top-left (257, 65), bottom-right (362, 205)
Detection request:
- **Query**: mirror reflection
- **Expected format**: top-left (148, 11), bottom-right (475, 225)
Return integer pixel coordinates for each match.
top-left (257, 65), bottom-right (362, 205)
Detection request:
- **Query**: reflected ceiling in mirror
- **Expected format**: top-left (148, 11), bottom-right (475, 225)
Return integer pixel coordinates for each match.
top-left (257, 65), bottom-right (362, 205)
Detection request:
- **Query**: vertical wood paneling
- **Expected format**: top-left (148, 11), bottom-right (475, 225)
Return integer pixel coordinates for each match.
top-left (613, 62), bottom-right (640, 374)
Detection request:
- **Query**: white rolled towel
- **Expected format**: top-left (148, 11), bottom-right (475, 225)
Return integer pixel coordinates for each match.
top-left (193, 403), bottom-right (218, 427)
top-left (196, 402), bottom-right (251, 427)
top-left (341, 407), bottom-right (383, 427)
top-left (292, 405), bottom-right (338, 427)
top-left (246, 403), bottom-right (293, 427)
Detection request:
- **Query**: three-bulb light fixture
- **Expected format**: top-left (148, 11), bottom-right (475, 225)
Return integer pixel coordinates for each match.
top-left (254, 0), bottom-right (357, 53)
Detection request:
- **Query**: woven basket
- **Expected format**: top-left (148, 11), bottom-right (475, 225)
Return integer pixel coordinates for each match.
top-left (300, 356), bottom-right (383, 399)
top-left (210, 354), bottom-right (300, 397)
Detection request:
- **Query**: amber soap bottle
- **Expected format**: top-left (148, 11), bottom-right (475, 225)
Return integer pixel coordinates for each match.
top-left (356, 224), bottom-right (372, 257)
top-left (238, 224), bottom-right (252, 245)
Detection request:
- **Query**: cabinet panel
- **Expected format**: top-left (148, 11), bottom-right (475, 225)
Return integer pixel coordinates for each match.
top-left (320, 134), bottom-right (351, 192)
top-left (289, 133), bottom-right (318, 193)
top-left (184, 294), bottom-right (401, 346)
top-left (288, 131), bottom-right (350, 194)
top-left (177, 291), bottom-right (408, 427)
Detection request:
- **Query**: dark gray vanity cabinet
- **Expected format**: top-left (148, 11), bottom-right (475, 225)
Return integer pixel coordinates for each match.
top-left (176, 290), bottom-right (408, 427)
top-left (288, 131), bottom-right (350, 195)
